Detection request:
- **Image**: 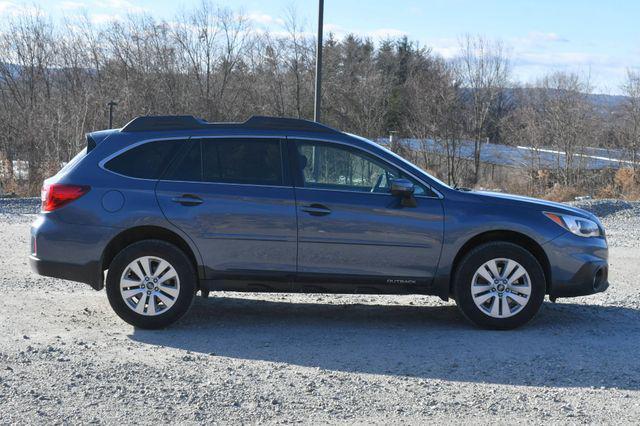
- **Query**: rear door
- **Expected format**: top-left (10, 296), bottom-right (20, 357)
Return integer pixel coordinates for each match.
top-left (291, 138), bottom-right (444, 290)
top-left (155, 137), bottom-right (297, 289)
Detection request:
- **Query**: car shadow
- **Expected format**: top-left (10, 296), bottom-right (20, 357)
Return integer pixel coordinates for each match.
top-left (130, 295), bottom-right (640, 390)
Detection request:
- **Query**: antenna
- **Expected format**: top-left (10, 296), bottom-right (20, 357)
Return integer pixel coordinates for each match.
top-left (107, 101), bottom-right (118, 128)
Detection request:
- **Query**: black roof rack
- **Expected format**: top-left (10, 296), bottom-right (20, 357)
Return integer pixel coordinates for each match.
top-left (120, 115), bottom-right (340, 134)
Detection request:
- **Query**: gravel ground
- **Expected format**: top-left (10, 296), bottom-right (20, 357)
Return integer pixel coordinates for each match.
top-left (0, 197), bottom-right (40, 224)
top-left (570, 199), bottom-right (640, 248)
top-left (1, 198), bottom-right (639, 424)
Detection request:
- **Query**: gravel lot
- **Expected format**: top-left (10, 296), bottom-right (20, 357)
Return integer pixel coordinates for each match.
top-left (1, 197), bottom-right (639, 424)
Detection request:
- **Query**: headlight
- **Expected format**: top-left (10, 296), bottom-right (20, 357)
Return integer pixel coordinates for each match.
top-left (543, 212), bottom-right (602, 237)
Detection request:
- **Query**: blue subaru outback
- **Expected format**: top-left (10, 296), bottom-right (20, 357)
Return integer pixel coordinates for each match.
top-left (30, 115), bottom-right (609, 329)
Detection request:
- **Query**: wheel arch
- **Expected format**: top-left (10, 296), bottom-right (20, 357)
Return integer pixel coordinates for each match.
top-left (449, 230), bottom-right (551, 295)
top-left (101, 225), bottom-right (202, 286)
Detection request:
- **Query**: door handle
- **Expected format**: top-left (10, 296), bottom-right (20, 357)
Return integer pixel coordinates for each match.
top-left (301, 203), bottom-right (332, 216)
top-left (171, 194), bottom-right (203, 206)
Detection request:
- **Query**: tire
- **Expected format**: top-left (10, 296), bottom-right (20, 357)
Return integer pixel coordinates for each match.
top-left (453, 242), bottom-right (545, 330)
top-left (105, 240), bottom-right (196, 329)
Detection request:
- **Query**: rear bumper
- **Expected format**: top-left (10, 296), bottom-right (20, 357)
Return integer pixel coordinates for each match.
top-left (29, 214), bottom-right (111, 290)
top-left (29, 255), bottom-right (103, 290)
top-left (544, 232), bottom-right (609, 299)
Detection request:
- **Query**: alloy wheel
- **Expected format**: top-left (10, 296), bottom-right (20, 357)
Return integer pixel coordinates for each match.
top-left (119, 256), bottom-right (180, 316)
top-left (470, 257), bottom-right (531, 318)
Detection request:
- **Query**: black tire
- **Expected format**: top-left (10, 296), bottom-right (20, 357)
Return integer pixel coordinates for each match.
top-left (453, 242), bottom-right (545, 330)
top-left (106, 240), bottom-right (196, 329)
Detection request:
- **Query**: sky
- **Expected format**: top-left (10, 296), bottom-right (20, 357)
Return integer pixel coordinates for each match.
top-left (2, 0), bottom-right (639, 94)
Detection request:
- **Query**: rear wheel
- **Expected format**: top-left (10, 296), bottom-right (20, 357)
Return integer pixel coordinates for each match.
top-left (106, 240), bottom-right (196, 329)
top-left (453, 242), bottom-right (545, 329)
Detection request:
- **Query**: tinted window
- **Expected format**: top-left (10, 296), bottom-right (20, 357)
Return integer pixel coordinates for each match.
top-left (202, 139), bottom-right (283, 185)
top-left (105, 140), bottom-right (183, 179)
top-left (163, 140), bottom-right (202, 182)
top-left (162, 138), bottom-right (284, 185)
top-left (297, 141), bottom-right (429, 195)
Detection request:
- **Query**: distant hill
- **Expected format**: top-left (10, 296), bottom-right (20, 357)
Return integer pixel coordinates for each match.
top-left (1, 61), bottom-right (630, 111)
top-left (499, 87), bottom-right (628, 112)
top-left (587, 93), bottom-right (627, 109)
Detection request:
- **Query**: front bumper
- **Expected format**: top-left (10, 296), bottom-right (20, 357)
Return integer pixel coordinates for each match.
top-left (543, 231), bottom-right (609, 299)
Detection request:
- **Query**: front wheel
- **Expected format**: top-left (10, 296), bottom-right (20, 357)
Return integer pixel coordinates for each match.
top-left (106, 240), bottom-right (196, 329)
top-left (453, 242), bottom-right (545, 330)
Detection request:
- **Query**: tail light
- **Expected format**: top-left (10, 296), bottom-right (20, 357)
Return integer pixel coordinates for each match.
top-left (41, 183), bottom-right (90, 212)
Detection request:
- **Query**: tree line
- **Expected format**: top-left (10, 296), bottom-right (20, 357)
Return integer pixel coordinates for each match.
top-left (0, 3), bottom-right (638, 199)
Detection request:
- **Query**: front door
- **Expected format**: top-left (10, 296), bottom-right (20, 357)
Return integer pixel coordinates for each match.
top-left (291, 139), bottom-right (444, 290)
top-left (155, 137), bottom-right (297, 289)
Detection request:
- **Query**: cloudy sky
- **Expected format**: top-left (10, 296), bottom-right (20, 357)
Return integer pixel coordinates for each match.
top-left (2, 0), bottom-right (639, 94)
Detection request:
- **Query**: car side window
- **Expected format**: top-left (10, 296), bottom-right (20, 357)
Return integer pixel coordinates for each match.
top-left (104, 139), bottom-right (184, 179)
top-left (162, 139), bottom-right (202, 182)
top-left (296, 141), bottom-right (428, 195)
top-left (163, 138), bottom-right (284, 186)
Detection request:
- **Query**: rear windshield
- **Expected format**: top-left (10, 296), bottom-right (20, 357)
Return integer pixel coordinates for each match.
top-left (57, 147), bottom-right (87, 176)
top-left (104, 140), bottom-right (184, 179)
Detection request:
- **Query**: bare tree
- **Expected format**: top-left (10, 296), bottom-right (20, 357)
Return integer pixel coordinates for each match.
top-left (282, 7), bottom-right (313, 118)
top-left (621, 70), bottom-right (640, 171)
top-left (0, 5), bottom-right (632, 200)
top-left (538, 72), bottom-right (594, 185)
top-left (404, 55), bottom-right (463, 185)
top-left (501, 86), bottom-right (546, 195)
top-left (455, 35), bottom-right (510, 184)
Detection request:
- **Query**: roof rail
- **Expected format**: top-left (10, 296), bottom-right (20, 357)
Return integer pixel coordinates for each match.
top-left (120, 115), bottom-right (209, 132)
top-left (120, 115), bottom-right (340, 134)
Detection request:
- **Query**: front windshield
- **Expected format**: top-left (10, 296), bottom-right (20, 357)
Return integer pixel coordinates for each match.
top-left (347, 133), bottom-right (452, 190)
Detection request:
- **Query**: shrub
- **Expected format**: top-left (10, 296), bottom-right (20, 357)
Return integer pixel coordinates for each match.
top-left (614, 168), bottom-right (640, 199)
top-left (544, 184), bottom-right (582, 202)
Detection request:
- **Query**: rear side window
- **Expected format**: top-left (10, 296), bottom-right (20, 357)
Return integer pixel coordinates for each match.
top-left (163, 140), bottom-right (202, 181)
top-left (104, 140), bottom-right (184, 179)
top-left (164, 138), bottom-right (284, 186)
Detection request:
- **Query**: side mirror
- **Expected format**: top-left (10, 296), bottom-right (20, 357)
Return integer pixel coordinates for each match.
top-left (390, 178), bottom-right (417, 207)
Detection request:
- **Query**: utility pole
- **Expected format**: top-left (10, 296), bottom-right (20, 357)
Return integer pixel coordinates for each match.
top-left (107, 101), bottom-right (118, 129)
top-left (313, 0), bottom-right (324, 123)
